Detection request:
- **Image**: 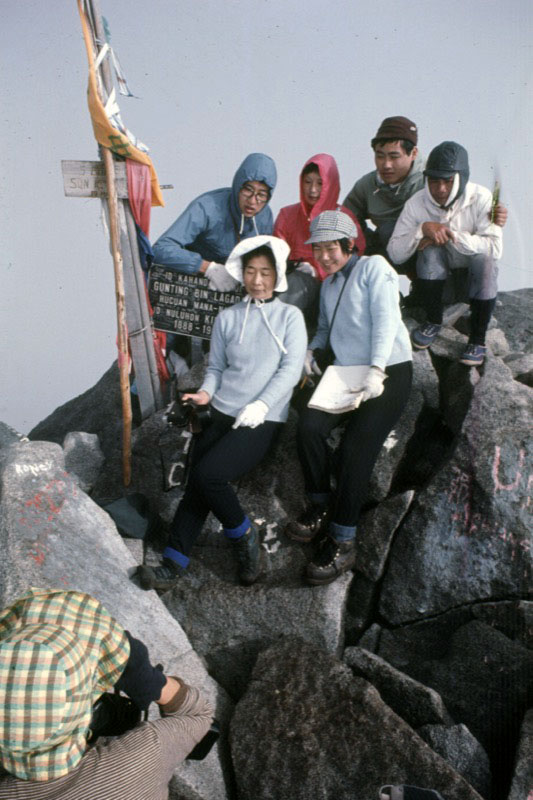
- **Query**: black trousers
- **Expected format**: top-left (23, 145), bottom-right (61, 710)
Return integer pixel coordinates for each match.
top-left (296, 361), bottom-right (413, 527)
top-left (169, 408), bottom-right (281, 557)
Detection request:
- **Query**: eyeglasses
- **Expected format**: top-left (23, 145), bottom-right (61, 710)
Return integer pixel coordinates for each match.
top-left (239, 184), bottom-right (270, 204)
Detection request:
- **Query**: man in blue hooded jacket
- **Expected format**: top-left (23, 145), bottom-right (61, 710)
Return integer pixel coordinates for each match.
top-left (153, 153), bottom-right (277, 291)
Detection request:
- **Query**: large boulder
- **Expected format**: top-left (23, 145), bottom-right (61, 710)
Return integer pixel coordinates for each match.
top-left (492, 289), bottom-right (533, 354)
top-left (163, 559), bottom-right (351, 701)
top-left (0, 440), bottom-right (231, 800)
top-left (373, 601), bottom-right (532, 670)
top-left (63, 431), bottom-right (105, 491)
top-left (379, 620), bottom-right (533, 800)
top-left (343, 647), bottom-right (452, 730)
top-left (417, 724), bottom-right (492, 799)
top-left (346, 491), bottom-right (414, 638)
top-left (379, 355), bottom-right (532, 624)
top-left (29, 362), bottom-right (122, 450)
top-left (230, 637), bottom-right (483, 800)
top-left (507, 708), bottom-right (533, 800)
top-left (503, 351), bottom-right (533, 387)
top-left (0, 421), bottom-right (29, 449)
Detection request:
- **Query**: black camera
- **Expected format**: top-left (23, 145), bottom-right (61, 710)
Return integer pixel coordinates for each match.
top-left (166, 392), bottom-right (211, 433)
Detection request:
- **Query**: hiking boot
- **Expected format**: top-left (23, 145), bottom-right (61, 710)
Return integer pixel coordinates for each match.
top-left (135, 559), bottom-right (184, 591)
top-left (285, 505), bottom-right (328, 543)
top-left (306, 535), bottom-right (356, 586)
top-left (411, 323), bottom-right (441, 349)
top-left (232, 524), bottom-right (264, 585)
top-left (459, 343), bottom-right (487, 366)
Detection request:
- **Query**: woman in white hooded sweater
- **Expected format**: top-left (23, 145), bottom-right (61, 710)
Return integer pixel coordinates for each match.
top-left (137, 236), bottom-right (307, 591)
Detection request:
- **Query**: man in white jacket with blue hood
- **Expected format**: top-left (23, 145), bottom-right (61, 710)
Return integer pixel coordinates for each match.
top-left (387, 141), bottom-right (502, 366)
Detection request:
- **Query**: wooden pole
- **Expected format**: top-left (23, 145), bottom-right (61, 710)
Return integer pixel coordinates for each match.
top-left (103, 147), bottom-right (132, 485)
top-left (87, 0), bottom-right (132, 485)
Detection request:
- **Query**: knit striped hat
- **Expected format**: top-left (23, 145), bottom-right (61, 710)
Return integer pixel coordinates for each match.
top-left (0, 589), bottom-right (130, 781)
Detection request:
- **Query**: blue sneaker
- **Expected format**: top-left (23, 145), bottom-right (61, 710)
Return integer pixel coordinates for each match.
top-left (411, 323), bottom-right (441, 349)
top-left (460, 343), bottom-right (487, 366)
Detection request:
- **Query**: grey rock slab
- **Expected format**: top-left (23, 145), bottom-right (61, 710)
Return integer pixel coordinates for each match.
top-left (412, 347), bottom-right (440, 410)
top-left (92, 409), bottom-right (184, 524)
top-left (507, 708), bottom-right (533, 800)
top-left (356, 490), bottom-right (415, 582)
top-left (29, 361), bottom-right (122, 449)
top-left (162, 561), bottom-right (351, 700)
top-left (345, 492), bottom-right (415, 638)
top-left (384, 620), bottom-right (533, 800)
top-left (417, 723), bottom-right (492, 800)
top-left (428, 325), bottom-right (468, 360)
top-left (122, 536), bottom-right (144, 563)
top-left (375, 601), bottom-right (533, 673)
top-left (379, 356), bottom-right (532, 624)
top-left (345, 570), bottom-right (376, 642)
top-left (493, 289), bottom-right (533, 354)
top-left (442, 301), bottom-right (470, 327)
top-left (367, 376), bottom-right (425, 503)
top-left (0, 440), bottom-right (231, 799)
top-left (358, 622), bottom-right (382, 653)
top-left (504, 352), bottom-right (533, 387)
top-left (343, 646), bottom-right (452, 729)
top-left (63, 430), bottom-right (105, 492)
top-left (0, 421), bottom-right (30, 449)
top-left (439, 359), bottom-right (480, 435)
top-left (485, 326), bottom-right (511, 357)
top-left (230, 637), bottom-right (483, 800)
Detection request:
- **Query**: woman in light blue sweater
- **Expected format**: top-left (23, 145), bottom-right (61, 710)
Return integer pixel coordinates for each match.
top-left (285, 211), bottom-right (412, 585)
top-left (137, 236), bottom-right (307, 591)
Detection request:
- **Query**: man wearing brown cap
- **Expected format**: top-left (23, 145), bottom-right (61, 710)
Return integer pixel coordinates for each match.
top-left (343, 117), bottom-right (506, 307)
top-left (343, 116), bottom-right (423, 280)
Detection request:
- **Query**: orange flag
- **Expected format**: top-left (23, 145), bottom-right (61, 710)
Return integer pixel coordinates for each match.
top-left (77, 0), bottom-right (164, 207)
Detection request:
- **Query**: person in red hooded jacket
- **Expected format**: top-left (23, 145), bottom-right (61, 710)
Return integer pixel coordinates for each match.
top-left (274, 153), bottom-right (366, 281)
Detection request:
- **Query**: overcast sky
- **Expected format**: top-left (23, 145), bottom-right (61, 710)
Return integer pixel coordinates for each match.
top-left (1, 0), bottom-right (531, 434)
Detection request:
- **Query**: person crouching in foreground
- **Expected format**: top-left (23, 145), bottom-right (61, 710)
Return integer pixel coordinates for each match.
top-left (387, 141), bottom-right (502, 367)
top-left (286, 210), bottom-right (412, 585)
top-left (137, 236), bottom-right (307, 591)
top-left (0, 588), bottom-right (213, 800)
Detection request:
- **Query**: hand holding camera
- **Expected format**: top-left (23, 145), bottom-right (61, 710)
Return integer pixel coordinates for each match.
top-left (166, 390), bottom-right (212, 432)
top-left (182, 390), bottom-right (210, 406)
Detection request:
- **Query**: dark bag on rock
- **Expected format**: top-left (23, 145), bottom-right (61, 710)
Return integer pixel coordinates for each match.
top-left (99, 493), bottom-right (152, 540)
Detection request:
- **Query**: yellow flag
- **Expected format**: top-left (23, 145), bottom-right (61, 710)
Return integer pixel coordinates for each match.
top-left (77, 0), bottom-right (164, 207)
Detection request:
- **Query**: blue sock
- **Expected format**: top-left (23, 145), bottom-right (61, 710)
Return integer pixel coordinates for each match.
top-left (163, 546), bottom-right (189, 569)
top-left (223, 516), bottom-right (250, 540)
top-left (330, 522), bottom-right (356, 543)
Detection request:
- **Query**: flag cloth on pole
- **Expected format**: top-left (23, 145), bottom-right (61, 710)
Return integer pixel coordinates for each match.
top-left (77, 0), bottom-right (164, 207)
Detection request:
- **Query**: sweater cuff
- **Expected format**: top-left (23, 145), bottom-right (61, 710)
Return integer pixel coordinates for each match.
top-left (160, 678), bottom-right (190, 715)
top-left (200, 377), bottom-right (217, 399)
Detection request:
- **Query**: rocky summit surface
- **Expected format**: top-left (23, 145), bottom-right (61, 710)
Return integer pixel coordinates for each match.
top-left (1, 288), bottom-right (531, 800)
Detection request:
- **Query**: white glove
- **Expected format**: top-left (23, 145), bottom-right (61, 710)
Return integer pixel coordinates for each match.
top-left (232, 400), bottom-right (268, 429)
top-left (205, 262), bottom-right (239, 292)
top-left (295, 261), bottom-right (317, 278)
top-left (304, 349), bottom-right (322, 377)
top-left (358, 366), bottom-right (387, 403)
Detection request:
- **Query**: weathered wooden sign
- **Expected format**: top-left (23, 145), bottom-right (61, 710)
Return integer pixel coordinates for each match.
top-left (61, 160), bottom-right (129, 198)
top-left (149, 265), bottom-right (242, 339)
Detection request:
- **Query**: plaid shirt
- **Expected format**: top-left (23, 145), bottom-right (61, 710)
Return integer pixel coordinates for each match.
top-left (0, 589), bottom-right (130, 781)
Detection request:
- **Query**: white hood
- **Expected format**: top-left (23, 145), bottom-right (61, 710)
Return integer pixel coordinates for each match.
top-left (225, 235), bottom-right (289, 293)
